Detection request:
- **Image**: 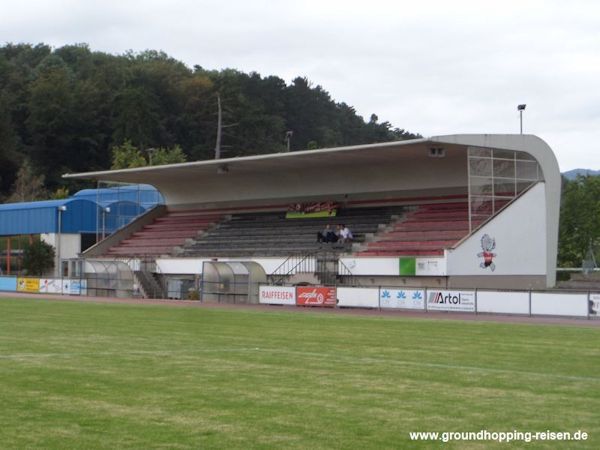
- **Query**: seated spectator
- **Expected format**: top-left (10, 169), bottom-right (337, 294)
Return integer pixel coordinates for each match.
top-left (338, 224), bottom-right (353, 243)
top-left (318, 224), bottom-right (338, 243)
top-left (317, 225), bottom-right (329, 243)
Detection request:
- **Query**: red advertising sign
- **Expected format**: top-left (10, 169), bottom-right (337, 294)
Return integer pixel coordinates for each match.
top-left (296, 287), bottom-right (337, 307)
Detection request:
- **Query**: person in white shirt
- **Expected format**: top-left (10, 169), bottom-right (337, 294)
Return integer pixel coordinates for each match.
top-left (338, 224), bottom-right (353, 243)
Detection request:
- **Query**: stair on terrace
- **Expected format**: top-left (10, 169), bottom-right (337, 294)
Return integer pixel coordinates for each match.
top-left (180, 206), bottom-right (405, 257)
top-left (104, 211), bottom-right (223, 257)
top-left (358, 200), bottom-right (509, 257)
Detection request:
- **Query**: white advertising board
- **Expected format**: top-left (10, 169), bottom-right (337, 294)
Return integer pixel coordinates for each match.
top-left (39, 278), bottom-right (63, 294)
top-left (476, 291), bottom-right (530, 315)
top-left (379, 288), bottom-right (425, 309)
top-left (590, 293), bottom-right (600, 317)
top-left (68, 280), bottom-right (85, 295)
top-left (259, 286), bottom-right (296, 305)
top-left (415, 258), bottom-right (447, 276)
top-left (531, 292), bottom-right (588, 317)
top-left (426, 290), bottom-right (475, 312)
top-left (338, 257), bottom-right (399, 276)
top-left (336, 287), bottom-right (379, 308)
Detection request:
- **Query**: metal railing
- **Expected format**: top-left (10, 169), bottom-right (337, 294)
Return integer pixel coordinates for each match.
top-left (271, 252), bottom-right (317, 285)
top-left (271, 250), bottom-right (357, 286)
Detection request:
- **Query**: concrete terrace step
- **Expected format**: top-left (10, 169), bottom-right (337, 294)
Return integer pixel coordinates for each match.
top-left (377, 230), bottom-right (468, 241)
top-left (366, 240), bottom-right (457, 251)
top-left (132, 230), bottom-right (205, 239)
top-left (106, 247), bottom-right (173, 255)
top-left (358, 249), bottom-right (445, 257)
top-left (120, 237), bottom-right (190, 246)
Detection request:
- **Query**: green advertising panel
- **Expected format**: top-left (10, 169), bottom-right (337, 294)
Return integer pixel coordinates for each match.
top-left (286, 210), bottom-right (337, 219)
top-left (399, 257), bottom-right (416, 276)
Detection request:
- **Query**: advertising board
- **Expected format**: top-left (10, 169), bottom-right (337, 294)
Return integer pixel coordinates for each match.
top-left (68, 280), bottom-right (83, 295)
top-left (415, 257), bottom-right (447, 276)
top-left (426, 290), bottom-right (475, 312)
top-left (379, 288), bottom-right (425, 309)
top-left (17, 277), bottom-right (40, 293)
top-left (531, 292), bottom-right (588, 317)
top-left (590, 293), bottom-right (600, 317)
top-left (296, 286), bottom-right (337, 307)
top-left (476, 291), bottom-right (529, 315)
top-left (259, 286), bottom-right (296, 305)
top-left (0, 276), bottom-right (17, 292)
top-left (336, 287), bottom-right (378, 308)
top-left (40, 278), bottom-right (64, 294)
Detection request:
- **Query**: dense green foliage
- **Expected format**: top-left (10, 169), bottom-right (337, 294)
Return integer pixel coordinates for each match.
top-left (22, 239), bottom-right (55, 275)
top-left (0, 43), bottom-right (419, 199)
top-left (558, 175), bottom-right (600, 267)
top-left (0, 299), bottom-right (598, 449)
top-left (110, 140), bottom-right (187, 169)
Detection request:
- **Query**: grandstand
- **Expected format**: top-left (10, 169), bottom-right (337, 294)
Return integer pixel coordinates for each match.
top-left (65, 134), bottom-right (561, 295)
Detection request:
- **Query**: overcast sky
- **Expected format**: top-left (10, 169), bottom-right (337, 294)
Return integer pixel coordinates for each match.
top-left (3, 0), bottom-right (600, 171)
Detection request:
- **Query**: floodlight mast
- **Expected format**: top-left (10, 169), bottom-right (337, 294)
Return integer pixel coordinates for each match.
top-left (215, 93), bottom-right (222, 159)
top-left (518, 104), bottom-right (526, 134)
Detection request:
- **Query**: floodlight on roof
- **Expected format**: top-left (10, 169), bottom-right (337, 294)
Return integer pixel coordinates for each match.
top-left (518, 104), bottom-right (527, 134)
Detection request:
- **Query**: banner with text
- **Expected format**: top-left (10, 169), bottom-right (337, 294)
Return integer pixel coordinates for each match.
top-left (17, 277), bottom-right (40, 293)
top-left (259, 286), bottom-right (296, 305)
top-left (296, 286), bottom-right (337, 307)
top-left (379, 288), bottom-right (425, 309)
top-left (426, 290), bottom-right (476, 312)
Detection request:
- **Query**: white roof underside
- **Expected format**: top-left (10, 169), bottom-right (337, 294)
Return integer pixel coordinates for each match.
top-left (64, 134), bottom-right (559, 209)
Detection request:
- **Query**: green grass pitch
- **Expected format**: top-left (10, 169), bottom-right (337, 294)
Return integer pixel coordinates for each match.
top-left (0, 298), bottom-right (599, 449)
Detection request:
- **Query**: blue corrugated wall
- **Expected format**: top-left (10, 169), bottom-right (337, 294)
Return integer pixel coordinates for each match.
top-left (0, 185), bottom-right (162, 236)
top-left (0, 199), bottom-right (99, 235)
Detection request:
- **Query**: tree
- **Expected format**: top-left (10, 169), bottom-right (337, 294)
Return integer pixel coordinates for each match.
top-left (0, 92), bottom-right (19, 196)
top-left (50, 186), bottom-right (69, 199)
top-left (7, 159), bottom-right (47, 202)
top-left (150, 145), bottom-right (187, 165)
top-left (558, 175), bottom-right (600, 267)
top-left (111, 141), bottom-right (187, 168)
top-left (25, 55), bottom-right (76, 188)
top-left (22, 239), bottom-right (55, 276)
top-left (111, 140), bottom-right (147, 169)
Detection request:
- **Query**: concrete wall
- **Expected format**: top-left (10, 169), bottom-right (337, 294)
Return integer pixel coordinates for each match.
top-left (447, 183), bottom-right (547, 278)
top-left (41, 233), bottom-right (81, 259)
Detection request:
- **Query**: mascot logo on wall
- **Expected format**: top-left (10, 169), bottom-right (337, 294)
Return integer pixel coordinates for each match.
top-left (477, 234), bottom-right (496, 272)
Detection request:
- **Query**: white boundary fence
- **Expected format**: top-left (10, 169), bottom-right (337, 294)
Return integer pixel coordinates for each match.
top-left (2, 275), bottom-right (596, 319)
top-left (260, 285), bottom-right (600, 319)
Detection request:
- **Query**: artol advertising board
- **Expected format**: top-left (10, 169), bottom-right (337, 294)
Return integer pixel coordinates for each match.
top-left (427, 290), bottom-right (476, 312)
top-left (379, 288), bottom-right (425, 310)
top-left (296, 287), bottom-right (337, 307)
top-left (259, 286), bottom-right (296, 305)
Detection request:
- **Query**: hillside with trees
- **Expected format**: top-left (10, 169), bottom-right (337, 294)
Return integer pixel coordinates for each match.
top-left (0, 43), bottom-right (419, 200)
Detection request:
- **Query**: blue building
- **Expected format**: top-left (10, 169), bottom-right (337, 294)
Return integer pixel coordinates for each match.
top-left (0, 185), bottom-right (163, 275)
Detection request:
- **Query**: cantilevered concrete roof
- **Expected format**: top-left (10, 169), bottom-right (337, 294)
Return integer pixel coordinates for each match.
top-left (64, 134), bottom-right (559, 208)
